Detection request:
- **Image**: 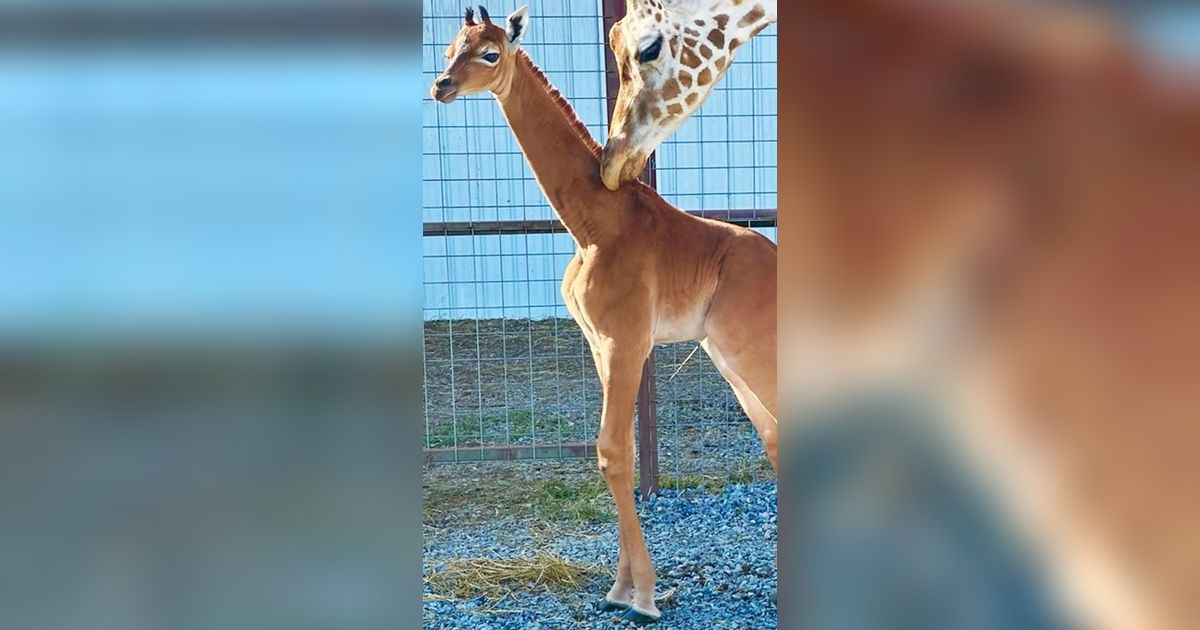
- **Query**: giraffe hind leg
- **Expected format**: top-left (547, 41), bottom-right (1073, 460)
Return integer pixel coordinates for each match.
top-left (702, 336), bottom-right (777, 470)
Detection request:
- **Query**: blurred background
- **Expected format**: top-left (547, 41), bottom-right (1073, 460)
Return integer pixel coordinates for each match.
top-left (0, 1), bottom-right (424, 629)
top-left (3, 0), bottom-right (1198, 628)
top-left (777, 1), bottom-right (1198, 629)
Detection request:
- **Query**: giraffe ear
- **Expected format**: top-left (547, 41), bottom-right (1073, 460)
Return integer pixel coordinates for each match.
top-left (506, 5), bottom-right (529, 44)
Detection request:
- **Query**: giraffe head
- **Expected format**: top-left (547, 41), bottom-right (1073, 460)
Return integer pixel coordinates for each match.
top-left (430, 5), bottom-right (529, 104)
top-left (600, 0), bottom-right (775, 190)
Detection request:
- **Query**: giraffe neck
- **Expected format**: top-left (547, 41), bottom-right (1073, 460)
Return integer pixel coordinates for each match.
top-left (699, 0), bottom-right (776, 47)
top-left (648, 0), bottom-right (775, 121)
top-left (494, 51), bottom-right (615, 247)
top-left (636, 0), bottom-right (776, 39)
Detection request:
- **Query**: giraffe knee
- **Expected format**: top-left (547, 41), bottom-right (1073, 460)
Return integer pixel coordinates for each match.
top-left (596, 435), bottom-right (631, 475)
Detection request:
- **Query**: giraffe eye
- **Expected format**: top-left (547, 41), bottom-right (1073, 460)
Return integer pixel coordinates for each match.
top-left (481, 51), bottom-right (500, 63)
top-left (636, 36), bottom-right (663, 63)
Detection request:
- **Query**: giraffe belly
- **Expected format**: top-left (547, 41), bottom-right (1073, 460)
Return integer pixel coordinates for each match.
top-left (652, 305), bottom-right (708, 344)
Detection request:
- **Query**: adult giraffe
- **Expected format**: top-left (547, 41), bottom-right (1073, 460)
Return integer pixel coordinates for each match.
top-left (431, 5), bottom-right (777, 623)
top-left (600, 0), bottom-right (777, 190)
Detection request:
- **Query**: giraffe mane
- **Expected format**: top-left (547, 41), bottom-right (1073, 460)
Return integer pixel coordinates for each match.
top-left (516, 50), bottom-right (602, 159)
top-left (515, 48), bottom-right (657, 195)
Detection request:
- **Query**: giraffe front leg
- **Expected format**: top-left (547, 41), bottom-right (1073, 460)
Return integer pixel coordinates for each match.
top-left (593, 338), bottom-right (661, 623)
top-left (597, 534), bottom-right (634, 611)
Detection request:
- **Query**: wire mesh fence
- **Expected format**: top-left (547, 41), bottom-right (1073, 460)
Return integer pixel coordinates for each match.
top-left (422, 0), bottom-right (776, 487)
top-left (650, 15), bottom-right (776, 487)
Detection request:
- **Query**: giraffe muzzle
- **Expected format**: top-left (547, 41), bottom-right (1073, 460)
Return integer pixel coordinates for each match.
top-left (600, 142), bottom-right (645, 191)
top-left (431, 76), bottom-right (458, 103)
top-left (599, 144), bottom-right (626, 191)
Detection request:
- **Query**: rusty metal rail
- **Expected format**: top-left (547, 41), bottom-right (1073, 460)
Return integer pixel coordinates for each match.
top-left (422, 210), bottom-right (777, 237)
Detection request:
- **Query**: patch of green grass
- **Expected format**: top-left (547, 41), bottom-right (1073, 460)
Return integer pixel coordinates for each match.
top-left (423, 456), bottom-right (775, 526)
top-left (425, 420), bottom-right (458, 449)
top-left (728, 469), bottom-right (754, 484)
top-left (423, 461), bottom-right (614, 525)
top-left (424, 407), bottom-right (595, 450)
top-left (659, 474), bottom-right (728, 493)
top-left (659, 460), bottom-right (775, 493)
top-left (425, 409), bottom-right (539, 449)
top-left (532, 478), bottom-right (614, 523)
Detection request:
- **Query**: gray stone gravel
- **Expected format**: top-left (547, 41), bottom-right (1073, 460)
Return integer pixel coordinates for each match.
top-left (424, 481), bottom-right (777, 629)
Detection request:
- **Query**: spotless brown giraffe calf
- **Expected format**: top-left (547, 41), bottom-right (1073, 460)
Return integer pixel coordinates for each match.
top-left (431, 5), bottom-right (777, 623)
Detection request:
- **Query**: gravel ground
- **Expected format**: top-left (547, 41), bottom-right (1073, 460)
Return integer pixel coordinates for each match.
top-left (423, 318), bottom-right (776, 627)
top-left (423, 463), bottom-right (777, 629)
top-left (423, 318), bottom-right (766, 477)
top-left (424, 399), bottom-right (1068, 630)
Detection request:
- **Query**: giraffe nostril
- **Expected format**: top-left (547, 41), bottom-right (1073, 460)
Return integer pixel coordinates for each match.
top-left (436, 76), bottom-right (455, 89)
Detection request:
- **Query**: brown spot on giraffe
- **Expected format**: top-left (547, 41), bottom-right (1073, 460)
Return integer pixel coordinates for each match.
top-left (636, 98), bottom-right (653, 123)
top-left (669, 37), bottom-right (679, 57)
top-left (661, 77), bottom-right (681, 101)
top-left (749, 22), bottom-right (769, 37)
top-left (666, 103), bottom-right (683, 115)
top-left (697, 68), bottom-right (712, 86)
top-left (686, 93), bottom-right (698, 106)
top-left (681, 48), bottom-right (702, 68)
top-left (707, 28), bottom-right (725, 49)
top-left (738, 5), bottom-right (765, 28)
top-left (620, 54), bottom-right (633, 80)
top-left (714, 14), bottom-right (730, 30)
top-left (714, 56), bottom-right (728, 71)
top-left (700, 45), bottom-right (713, 59)
top-left (679, 71), bottom-right (693, 88)
top-left (730, 38), bottom-right (743, 50)
top-left (694, 19), bottom-right (705, 27)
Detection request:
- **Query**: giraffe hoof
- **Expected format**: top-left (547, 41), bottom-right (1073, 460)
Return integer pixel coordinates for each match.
top-left (619, 606), bottom-right (661, 624)
top-left (595, 597), bottom-right (629, 612)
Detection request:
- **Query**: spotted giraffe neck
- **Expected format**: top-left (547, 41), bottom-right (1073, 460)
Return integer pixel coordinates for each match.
top-left (656, 0), bottom-right (776, 114)
top-left (690, 1), bottom-right (776, 49)
top-left (704, 0), bottom-right (777, 27)
top-left (646, 1), bottom-right (777, 34)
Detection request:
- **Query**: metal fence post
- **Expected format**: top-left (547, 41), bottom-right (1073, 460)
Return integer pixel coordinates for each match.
top-left (636, 353), bottom-right (659, 495)
top-left (603, 0), bottom-right (658, 496)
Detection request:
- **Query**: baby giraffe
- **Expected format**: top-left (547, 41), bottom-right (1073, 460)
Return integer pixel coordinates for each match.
top-left (431, 5), bottom-right (776, 623)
